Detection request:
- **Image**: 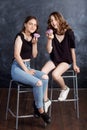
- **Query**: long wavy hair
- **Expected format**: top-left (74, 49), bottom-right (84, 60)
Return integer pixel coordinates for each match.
top-left (47, 12), bottom-right (71, 35)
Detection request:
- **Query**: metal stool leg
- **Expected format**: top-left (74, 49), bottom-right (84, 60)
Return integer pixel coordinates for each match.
top-left (72, 72), bottom-right (79, 118)
top-left (6, 80), bottom-right (12, 120)
top-left (49, 77), bottom-right (53, 117)
top-left (75, 74), bottom-right (79, 118)
top-left (16, 85), bottom-right (20, 129)
top-left (73, 71), bottom-right (77, 110)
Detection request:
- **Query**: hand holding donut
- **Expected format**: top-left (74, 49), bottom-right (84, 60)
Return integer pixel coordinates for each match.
top-left (32, 33), bottom-right (40, 44)
top-left (46, 29), bottom-right (54, 39)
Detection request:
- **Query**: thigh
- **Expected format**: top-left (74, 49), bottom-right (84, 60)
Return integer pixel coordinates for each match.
top-left (33, 70), bottom-right (45, 80)
top-left (53, 62), bottom-right (70, 76)
top-left (11, 61), bottom-right (40, 86)
top-left (41, 60), bottom-right (55, 74)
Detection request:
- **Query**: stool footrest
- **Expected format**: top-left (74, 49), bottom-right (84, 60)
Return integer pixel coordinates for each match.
top-left (51, 98), bottom-right (79, 102)
top-left (8, 109), bottom-right (34, 118)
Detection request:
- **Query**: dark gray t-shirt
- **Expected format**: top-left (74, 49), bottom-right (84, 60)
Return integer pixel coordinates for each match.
top-left (50, 29), bottom-right (75, 66)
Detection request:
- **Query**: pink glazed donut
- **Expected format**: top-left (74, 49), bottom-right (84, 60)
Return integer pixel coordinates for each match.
top-left (46, 29), bottom-right (53, 34)
top-left (34, 33), bottom-right (40, 38)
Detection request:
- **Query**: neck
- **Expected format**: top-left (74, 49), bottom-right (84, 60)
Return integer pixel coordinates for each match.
top-left (23, 31), bottom-right (32, 41)
top-left (24, 30), bottom-right (31, 37)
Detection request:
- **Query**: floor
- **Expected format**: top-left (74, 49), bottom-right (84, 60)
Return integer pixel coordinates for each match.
top-left (0, 88), bottom-right (87, 130)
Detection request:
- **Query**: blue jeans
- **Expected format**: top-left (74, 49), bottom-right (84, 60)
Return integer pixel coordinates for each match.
top-left (11, 60), bottom-right (48, 109)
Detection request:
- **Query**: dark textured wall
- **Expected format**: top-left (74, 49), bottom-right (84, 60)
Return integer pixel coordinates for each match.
top-left (0, 0), bottom-right (87, 87)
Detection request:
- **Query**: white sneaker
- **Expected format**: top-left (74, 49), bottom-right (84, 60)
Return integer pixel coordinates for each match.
top-left (58, 86), bottom-right (70, 101)
top-left (44, 99), bottom-right (51, 113)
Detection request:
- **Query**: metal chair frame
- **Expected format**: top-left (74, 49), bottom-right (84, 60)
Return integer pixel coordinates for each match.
top-left (6, 80), bottom-right (34, 129)
top-left (50, 69), bottom-right (79, 118)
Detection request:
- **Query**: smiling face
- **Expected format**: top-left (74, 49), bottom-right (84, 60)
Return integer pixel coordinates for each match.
top-left (22, 16), bottom-right (39, 34)
top-left (24, 19), bottom-right (37, 34)
top-left (48, 12), bottom-right (69, 35)
top-left (50, 15), bottom-right (59, 29)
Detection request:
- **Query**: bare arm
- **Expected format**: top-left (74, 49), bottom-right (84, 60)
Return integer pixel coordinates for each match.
top-left (46, 33), bottom-right (54, 53)
top-left (71, 48), bottom-right (80, 73)
top-left (46, 39), bottom-right (53, 53)
top-left (14, 36), bottom-right (35, 75)
top-left (32, 37), bottom-right (38, 58)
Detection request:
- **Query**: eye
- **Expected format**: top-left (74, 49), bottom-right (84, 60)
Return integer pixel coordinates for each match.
top-left (34, 24), bottom-right (37, 27)
top-left (29, 22), bottom-right (33, 25)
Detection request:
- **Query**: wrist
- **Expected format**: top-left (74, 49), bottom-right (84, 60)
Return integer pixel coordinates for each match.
top-left (48, 37), bottom-right (53, 41)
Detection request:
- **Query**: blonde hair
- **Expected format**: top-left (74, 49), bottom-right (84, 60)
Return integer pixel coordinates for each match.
top-left (47, 12), bottom-right (71, 35)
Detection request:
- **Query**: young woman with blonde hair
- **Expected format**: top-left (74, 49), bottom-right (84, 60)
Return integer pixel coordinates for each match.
top-left (42, 12), bottom-right (80, 101)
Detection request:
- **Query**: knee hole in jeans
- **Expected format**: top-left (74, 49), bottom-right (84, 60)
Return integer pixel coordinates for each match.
top-left (36, 80), bottom-right (42, 87)
top-left (42, 74), bottom-right (49, 80)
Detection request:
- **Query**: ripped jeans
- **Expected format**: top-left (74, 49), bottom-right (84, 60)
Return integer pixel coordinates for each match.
top-left (11, 60), bottom-right (48, 109)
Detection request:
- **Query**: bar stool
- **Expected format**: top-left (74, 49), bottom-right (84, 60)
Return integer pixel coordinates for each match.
top-left (50, 69), bottom-right (79, 118)
top-left (6, 80), bottom-right (34, 129)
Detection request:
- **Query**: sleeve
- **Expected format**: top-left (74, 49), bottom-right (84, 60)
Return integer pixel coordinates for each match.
top-left (15, 32), bottom-right (24, 40)
top-left (68, 29), bottom-right (75, 48)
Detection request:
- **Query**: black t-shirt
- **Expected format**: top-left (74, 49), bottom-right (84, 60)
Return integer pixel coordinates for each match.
top-left (50, 29), bottom-right (75, 66)
top-left (15, 32), bottom-right (32, 59)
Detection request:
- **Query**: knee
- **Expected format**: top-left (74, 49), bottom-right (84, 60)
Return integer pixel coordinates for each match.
top-left (42, 74), bottom-right (49, 80)
top-left (36, 80), bottom-right (42, 87)
top-left (52, 71), bottom-right (60, 81)
top-left (52, 72), bottom-right (56, 80)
